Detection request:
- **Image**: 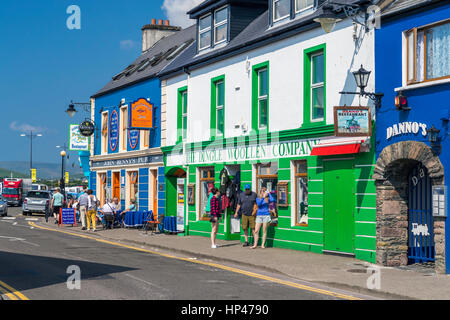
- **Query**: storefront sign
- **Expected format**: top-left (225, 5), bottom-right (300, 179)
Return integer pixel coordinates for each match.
top-left (129, 98), bottom-right (153, 129)
top-left (167, 137), bottom-right (321, 167)
top-left (69, 124), bottom-right (90, 151)
top-left (79, 120), bottom-right (95, 137)
top-left (334, 106), bottom-right (371, 137)
top-left (109, 110), bottom-right (119, 151)
top-left (91, 155), bottom-right (163, 169)
top-left (128, 129), bottom-right (139, 149)
top-left (386, 122), bottom-right (427, 140)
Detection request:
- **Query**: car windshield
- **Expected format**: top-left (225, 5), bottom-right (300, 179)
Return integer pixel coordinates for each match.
top-left (26, 192), bottom-right (49, 199)
top-left (3, 188), bottom-right (19, 195)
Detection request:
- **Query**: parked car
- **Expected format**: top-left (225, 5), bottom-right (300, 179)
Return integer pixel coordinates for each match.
top-left (22, 191), bottom-right (52, 216)
top-left (0, 196), bottom-right (8, 217)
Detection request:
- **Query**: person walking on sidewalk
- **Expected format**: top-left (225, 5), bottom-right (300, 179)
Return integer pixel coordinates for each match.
top-left (251, 187), bottom-right (274, 249)
top-left (234, 184), bottom-right (257, 247)
top-left (78, 190), bottom-right (89, 230)
top-left (210, 187), bottom-right (221, 249)
top-left (51, 188), bottom-right (64, 224)
top-left (86, 189), bottom-right (98, 232)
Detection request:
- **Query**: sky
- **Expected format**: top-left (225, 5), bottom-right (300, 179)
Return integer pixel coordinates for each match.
top-left (0, 0), bottom-right (202, 167)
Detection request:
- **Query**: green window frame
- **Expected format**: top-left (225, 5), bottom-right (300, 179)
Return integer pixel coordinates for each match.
top-left (303, 44), bottom-right (326, 128)
top-left (177, 86), bottom-right (188, 143)
top-left (210, 75), bottom-right (225, 138)
top-left (252, 61), bottom-right (269, 133)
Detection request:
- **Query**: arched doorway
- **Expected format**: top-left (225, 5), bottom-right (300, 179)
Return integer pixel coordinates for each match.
top-left (373, 141), bottom-right (446, 273)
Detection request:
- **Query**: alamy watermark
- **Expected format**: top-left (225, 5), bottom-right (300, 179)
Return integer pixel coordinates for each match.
top-left (67, 265), bottom-right (81, 290)
top-left (66, 5), bottom-right (81, 30)
top-left (366, 264), bottom-right (381, 290)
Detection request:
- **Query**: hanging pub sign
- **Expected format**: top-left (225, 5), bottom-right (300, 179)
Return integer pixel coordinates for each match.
top-left (79, 120), bottom-right (96, 137)
top-left (334, 106), bottom-right (372, 137)
top-left (128, 129), bottom-right (139, 149)
top-left (69, 124), bottom-right (90, 151)
top-left (129, 98), bottom-right (153, 130)
top-left (109, 110), bottom-right (119, 151)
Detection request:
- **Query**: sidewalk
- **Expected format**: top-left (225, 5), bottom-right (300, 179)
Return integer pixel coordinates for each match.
top-left (36, 218), bottom-right (450, 300)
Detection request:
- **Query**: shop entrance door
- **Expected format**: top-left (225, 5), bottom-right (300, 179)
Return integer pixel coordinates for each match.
top-left (112, 172), bottom-right (120, 200)
top-left (323, 159), bottom-right (355, 254)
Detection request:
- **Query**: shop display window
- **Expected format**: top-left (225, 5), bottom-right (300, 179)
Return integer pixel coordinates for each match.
top-left (199, 167), bottom-right (215, 220)
top-left (294, 161), bottom-right (308, 226)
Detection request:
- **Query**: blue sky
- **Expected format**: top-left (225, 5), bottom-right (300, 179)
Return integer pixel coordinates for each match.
top-left (0, 0), bottom-right (198, 166)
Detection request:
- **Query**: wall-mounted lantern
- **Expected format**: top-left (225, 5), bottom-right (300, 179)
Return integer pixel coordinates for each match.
top-left (395, 91), bottom-right (410, 111)
top-left (426, 125), bottom-right (441, 153)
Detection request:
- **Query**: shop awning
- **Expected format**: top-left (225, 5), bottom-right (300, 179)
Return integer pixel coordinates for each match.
top-left (310, 137), bottom-right (370, 156)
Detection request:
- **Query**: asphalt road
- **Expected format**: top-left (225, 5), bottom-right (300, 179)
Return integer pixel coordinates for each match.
top-left (0, 206), bottom-right (373, 301)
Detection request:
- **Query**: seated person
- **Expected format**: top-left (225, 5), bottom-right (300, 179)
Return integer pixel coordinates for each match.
top-left (99, 200), bottom-right (117, 229)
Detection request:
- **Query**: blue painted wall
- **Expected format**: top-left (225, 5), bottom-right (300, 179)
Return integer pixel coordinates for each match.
top-left (93, 78), bottom-right (161, 156)
top-left (375, 4), bottom-right (450, 272)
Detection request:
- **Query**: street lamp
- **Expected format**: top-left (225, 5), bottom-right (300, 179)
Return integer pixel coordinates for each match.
top-left (66, 101), bottom-right (91, 117)
top-left (20, 131), bottom-right (43, 179)
top-left (339, 64), bottom-right (384, 109)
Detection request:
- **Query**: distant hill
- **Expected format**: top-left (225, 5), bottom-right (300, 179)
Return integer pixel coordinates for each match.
top-left (0, 161), bottom-right (85, 179)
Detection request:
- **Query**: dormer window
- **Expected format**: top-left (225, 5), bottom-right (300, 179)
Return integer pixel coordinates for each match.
top-left (198, 6), bottom-right (229, 52)
top-left (199, 14), bottom-right (212, 50)
top-left (214, 7), bottom-right (228, 45)
top-left (273, 0), bottom-right (290, 22)
top-left (272, 0), bottom-right (315, 25)
top-left (295, 0), bottom-right (314, 14)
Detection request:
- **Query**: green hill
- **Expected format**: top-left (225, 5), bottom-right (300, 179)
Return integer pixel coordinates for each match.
top-left (0, 168), bottom-right (28, 179)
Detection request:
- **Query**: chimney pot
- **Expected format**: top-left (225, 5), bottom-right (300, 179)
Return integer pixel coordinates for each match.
top-left (164, 20), bottom-right (170, 26)
top-left (151, 18), bottom-right (156, 25)
top-left (158, 19), bottom-right (163, 25)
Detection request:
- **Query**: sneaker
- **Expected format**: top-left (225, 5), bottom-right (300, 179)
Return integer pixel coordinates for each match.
top-left (93, 229), bottom-right (97, 232)
top-left (243, 242), bottom-right (249, 247)
top-left (81, 227), bottom-right (86, 231)
top-left (211, 244), bottom-right (217, 249)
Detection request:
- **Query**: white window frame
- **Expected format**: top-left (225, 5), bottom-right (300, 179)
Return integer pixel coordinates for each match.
top-left (214, 6), bottom-right (228, 45)
top-left (310, 52), bottom-right (324, 123)
top-left (258, 68), bottom-right (268, 130)
top-left (295, 0), bottom-right (314, 14)
top-left (198, 13), bottom-right (212, 51)
top-left (120, 105), bottom-right (128, 152)
top-left (273, 0), bottom-right (291, 23)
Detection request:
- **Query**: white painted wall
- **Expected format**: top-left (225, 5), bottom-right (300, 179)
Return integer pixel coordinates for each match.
top-left (165, 19), bottom-right (375, 147)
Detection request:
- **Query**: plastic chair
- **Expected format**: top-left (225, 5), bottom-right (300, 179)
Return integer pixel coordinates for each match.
top-left (143, 210), bottom-right (160, 234)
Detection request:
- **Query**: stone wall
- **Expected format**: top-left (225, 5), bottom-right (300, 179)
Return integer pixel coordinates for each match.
top-left (373, 141), bottom-right (446, 273)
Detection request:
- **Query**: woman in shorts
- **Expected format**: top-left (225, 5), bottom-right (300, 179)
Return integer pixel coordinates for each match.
top-left (251, 187), bottom-right (273, 249)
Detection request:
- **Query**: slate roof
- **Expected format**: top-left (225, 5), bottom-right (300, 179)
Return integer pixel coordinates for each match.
top-left (158, 0), bottom-right (369, 79)
top-left (92, 24), bottom-right (196, 98)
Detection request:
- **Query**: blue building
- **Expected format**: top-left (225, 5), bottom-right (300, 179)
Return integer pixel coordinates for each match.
top-left (373, 0), bottom-right (450, 273)
top-left (89, 19), bottom-right (194, 217)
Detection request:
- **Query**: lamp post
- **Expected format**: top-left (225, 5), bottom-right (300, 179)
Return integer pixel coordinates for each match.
top-left (339, 64), bottom-right (384, 109)
top-left (60, 150), bottom-right (67, 203)
top-left (20, 131), bottom-right (43, 179)
top-left (66, 101), bottom-right (91, 117)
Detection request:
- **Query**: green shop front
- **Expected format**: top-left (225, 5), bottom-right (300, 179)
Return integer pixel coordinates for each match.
top-left (162, 128), bottom-right (377, 263)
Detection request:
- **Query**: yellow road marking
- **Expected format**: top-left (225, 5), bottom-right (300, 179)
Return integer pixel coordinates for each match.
top-left (0, 280), bottom-right (29, 300)
top-left (29, 222), bottom-right (362, 300)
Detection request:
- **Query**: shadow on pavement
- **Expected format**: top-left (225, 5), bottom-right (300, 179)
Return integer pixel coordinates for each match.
top-left (0, 250), bottom-right (137, 292)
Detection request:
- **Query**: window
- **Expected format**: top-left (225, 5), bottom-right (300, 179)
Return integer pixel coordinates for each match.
top-left (101, 112), bottom-right (108, 154)
top-left (98, 173), bottom-right (107, 206)
top-left (199, 167), bottom-right (215, 220)
top-left (311, 53), bottom-right (324, 121)
top-left (294, 161), bottom-right (308, 226)
top-left (252, 62), bottom-right (269, 132)
top-left (211, 76), bottom-right (225, 137)
top-left (143, 130), bottom-right (150, 148)
top-left (177, 87), bottom-right (188, 142)
top-left (295, 0), bottom-right (314, 13)
top-left (214, 7), bottom-right (228, 45)
top-left (128, 171), bottom-right (139, 208)
top-left (406, 20), bottom-right (450, 84)
top-left (256, 163), bottom-right (278, 203)
top-left (303, 44), bottom-right (326, 127)
top-left (199, 14), bottom-right (212, 50)
top-left (120, 106), bottom-right (128, 152)
top-left (258, 68), bottom-right (268, 129)
top-left (273, 0), bottom-right (290, 21)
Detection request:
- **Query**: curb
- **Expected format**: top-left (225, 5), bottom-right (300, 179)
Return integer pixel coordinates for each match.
top-left (34, 219), bottom-right (413, 300)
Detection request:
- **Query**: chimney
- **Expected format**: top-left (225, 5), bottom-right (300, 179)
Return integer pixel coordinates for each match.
top-left (141, 18), bottom-right (181, 53)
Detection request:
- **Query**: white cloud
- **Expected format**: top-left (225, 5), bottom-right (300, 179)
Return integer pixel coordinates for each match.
top-left (120, 40), bottom-right (137, 50)
top-left (161, 0), bottom-right (204, 28)
top-left (10, 121), bottom-right (48, 133)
